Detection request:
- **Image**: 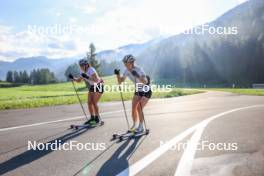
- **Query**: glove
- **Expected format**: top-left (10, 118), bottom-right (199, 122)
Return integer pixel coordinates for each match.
top-left (68, 74), bottom-right (74, 80)
top-left (131, 70), bottom-right (140, 78)
top-left (114, 69), bottom-right (120, 75)
top-left (81, 73), bottom-right (90, 79)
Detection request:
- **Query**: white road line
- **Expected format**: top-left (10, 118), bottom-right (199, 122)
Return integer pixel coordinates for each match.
top-left (174, 104), bottom-right (264, 176)
top-left (174, 121), bottom-right (208, 176)
top-left (117, 105), bottom-right (264, 176)
top-left (0, 116), bottom-right (84, 132)
top-left (0, 110), bottom-right (127, 132)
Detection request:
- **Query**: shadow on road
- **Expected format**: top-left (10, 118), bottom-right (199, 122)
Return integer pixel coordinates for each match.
top-left (0, 127), bottom-right (92, 175)
top-left (0, 129), bottom-right (68, 156)
top-left (96, 136), bottom-right (146, 176)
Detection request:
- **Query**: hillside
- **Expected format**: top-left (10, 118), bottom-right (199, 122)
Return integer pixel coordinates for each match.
top-left (138, 0), bottom-right (264, 87)
top-left (0, 38), bottom-right (164, 81)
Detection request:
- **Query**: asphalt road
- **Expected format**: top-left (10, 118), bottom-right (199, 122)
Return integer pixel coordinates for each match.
top-left (0, 91), bottom-right (264, 176)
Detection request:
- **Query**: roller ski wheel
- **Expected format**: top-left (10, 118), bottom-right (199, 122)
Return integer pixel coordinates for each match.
top-left (145, 129), bottom-right (150, 135)
top-left (112, 134), bottom-right (118, 140)
top-left (119, 136), bottom-right (124, 141)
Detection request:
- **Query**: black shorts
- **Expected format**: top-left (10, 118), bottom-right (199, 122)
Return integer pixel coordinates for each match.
top-left (134, 89), bottom-right (152, 99)
top-left (89, 83), bottom-right (104, 93)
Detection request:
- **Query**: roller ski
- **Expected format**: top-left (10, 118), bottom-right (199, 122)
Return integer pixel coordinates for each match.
top-left (70, 116), bottom-right (104, 130)
top-left (114, 129), bottom-right (150, 141)
top-left (112, 128), bottom-right (136, 140)
top-left (112, 125), bottom-right (149, 141)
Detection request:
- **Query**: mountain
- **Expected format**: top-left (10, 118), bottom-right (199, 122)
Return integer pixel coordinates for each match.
top-left (3, 0), bottom-right (261, 86)
top-left (0, 56), bottom-right (79, 81)
top-left (138, 0), bottom-right (264, 87)
top-left (0, 38), bottom-right (164, 81)
top-left (96, 37), bottom-right (165, 63)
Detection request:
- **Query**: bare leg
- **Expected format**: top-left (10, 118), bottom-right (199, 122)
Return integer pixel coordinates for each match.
top-left (132, 95), bottom-right (141, 124)
top-left (137, 97), bottom-right (149, 123)
top-left (91, 92), bottom-right (102, 116)
top-left (88, 92), bottom-right (95, 117)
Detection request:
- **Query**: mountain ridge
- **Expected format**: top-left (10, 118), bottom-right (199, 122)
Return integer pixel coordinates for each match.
top-left (137, 0), bottom-right (264, 87)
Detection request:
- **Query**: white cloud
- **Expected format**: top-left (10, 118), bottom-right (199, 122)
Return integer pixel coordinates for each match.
top-left (0, 25), bottom-right (87, 61)
top-left (69, 17), bottom-right (77, 23)
top-left (0, 0), bottom-right (244, 61)
top-left (237, 0), bottom-right (248, 4)
top-left (78, 5), bottom-right (96, 14)
top-left (80, 0), bottom-right (214, 49)
top-left (56, 12), bottom-right (62, 17)
top-left (0, 25), bottom-right (12, 34)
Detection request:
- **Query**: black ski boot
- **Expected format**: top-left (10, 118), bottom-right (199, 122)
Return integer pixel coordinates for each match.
top-left (84, 116), bottom-right (96, 125)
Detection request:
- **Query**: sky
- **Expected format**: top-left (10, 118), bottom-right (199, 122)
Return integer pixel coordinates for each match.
top-left (0, 0), bottom-right (247, 61)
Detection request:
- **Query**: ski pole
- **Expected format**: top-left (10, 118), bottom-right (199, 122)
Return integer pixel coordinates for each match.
top-left (71, 80), bottom-right (89, 120)
top-left (118, 84), bottom-right (130, 129)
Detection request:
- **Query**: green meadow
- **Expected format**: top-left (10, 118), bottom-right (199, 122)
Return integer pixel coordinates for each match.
top-left (0, 76), bottom-right (202, 110)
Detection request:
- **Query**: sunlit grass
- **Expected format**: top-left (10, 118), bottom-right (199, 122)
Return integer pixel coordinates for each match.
top-left (0, 75), bottom-right (203, 110)
top-left (205, 88), bottom-right (264, 96)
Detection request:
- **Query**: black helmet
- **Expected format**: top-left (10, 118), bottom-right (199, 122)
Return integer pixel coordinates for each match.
top-left (122, 54), bottom-right (135, 63)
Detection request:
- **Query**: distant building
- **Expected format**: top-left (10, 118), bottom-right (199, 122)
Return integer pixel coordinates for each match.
top-left (252, 84), bottom-right (264, 89)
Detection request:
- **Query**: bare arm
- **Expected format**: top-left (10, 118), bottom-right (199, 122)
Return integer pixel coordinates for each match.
top-left (73, 77), bottom-right (83, 83)
top-left (116, 74), bottom-right (126, 84)
top-left (90, 73), bottom-right (99, 83)
top-left (114, 69), bottom-right (126, 84)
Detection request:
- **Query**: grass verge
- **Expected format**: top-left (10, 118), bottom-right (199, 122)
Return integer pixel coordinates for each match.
top-left (0, 76), bottom-right (203, 110)
top-left (206, 88), bottom-right (264, 96)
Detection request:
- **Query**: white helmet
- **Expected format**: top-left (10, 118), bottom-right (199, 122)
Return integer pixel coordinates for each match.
top-left (122, 54), bottom-right (135, 63)
top-left (79, 59), bottom-right (89, 66)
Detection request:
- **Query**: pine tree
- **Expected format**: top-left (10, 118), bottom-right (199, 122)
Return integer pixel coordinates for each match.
top-left (30, 69), bottom-right (37, 84)
top-left (86, 43), bottom-right (101, 75)
top-left (13, 71), bottom-right (20, 83)
top-left (6, 71), bottom-right (13, 83)
top-left (22, 70), bottom-right (29, 83)
top-left (19, 71), bottom-right (23, 83)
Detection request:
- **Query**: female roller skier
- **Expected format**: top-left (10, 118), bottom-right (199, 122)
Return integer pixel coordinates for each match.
top-left (114, 54), bottom-right (151, 133)
top-left (69, 59), bottom-right (104, 125)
